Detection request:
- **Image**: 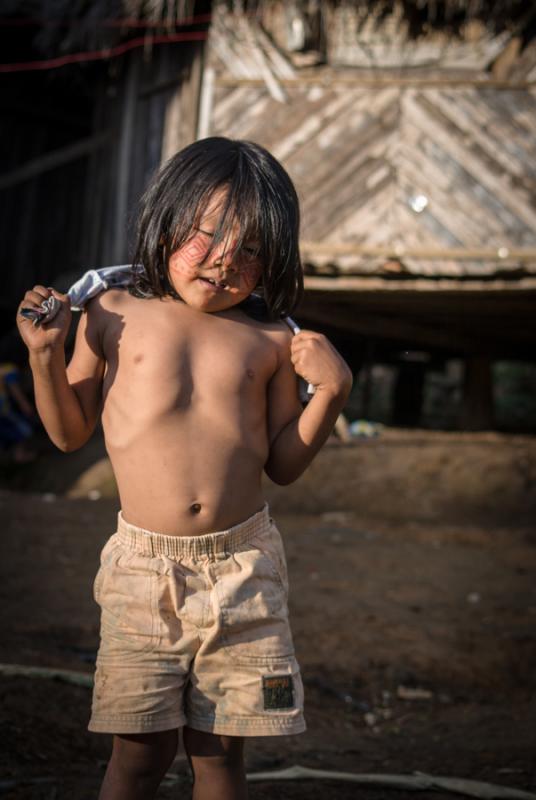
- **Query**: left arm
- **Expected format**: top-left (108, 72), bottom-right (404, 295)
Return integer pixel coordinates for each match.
top-left (264, 329), bottom-right (352, 485)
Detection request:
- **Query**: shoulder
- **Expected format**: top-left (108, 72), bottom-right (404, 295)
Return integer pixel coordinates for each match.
top-left (264, 318), bottom-right (294, 345)
top-left (88, 287), bottom-right (133, 312)
top-left (258, 318), bottom-right (295, 369)
top-left (234, 310), bottom-right (294, 343)
top-left (84, 287), bottom-right (152, 324)
top-left (80, 289), bottom-right (142, 352)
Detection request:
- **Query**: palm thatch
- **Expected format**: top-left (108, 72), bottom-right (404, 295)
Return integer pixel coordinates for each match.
top-left (240, 1), bottom-right (536, 43)
top-left (1, 0), bottom-right (535, 59)
top-left (0, 1), bottom-right (210, 56)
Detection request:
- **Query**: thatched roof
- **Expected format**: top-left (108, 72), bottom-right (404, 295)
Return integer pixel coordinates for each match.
top-left (241, 1), bottom-right (536, 43)
top-left (0, 1), bottom-right (211, 57)
top-left (1, 0), bottom-right (535, 59)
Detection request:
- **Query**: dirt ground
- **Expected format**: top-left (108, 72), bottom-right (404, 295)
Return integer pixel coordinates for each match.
top-left (1, 438), bottom-right (536, 799)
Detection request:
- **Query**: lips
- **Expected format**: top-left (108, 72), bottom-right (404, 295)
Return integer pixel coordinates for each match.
top-left (198, 276), bottom-right (227, 293)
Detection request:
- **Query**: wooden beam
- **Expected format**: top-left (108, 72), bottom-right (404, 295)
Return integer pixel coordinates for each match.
top-left (300, 305), bottom-right (475, 353)
top-left (303, 276), bottom-right (536, 293)
top-left (490, 36), bottom-right (522, 81)
top-left (0, 133), bottom-right (110, 192)
top-left (301, 242), bottom-right (536, 262)
top-left (215, 76), bottom-right (536, 90)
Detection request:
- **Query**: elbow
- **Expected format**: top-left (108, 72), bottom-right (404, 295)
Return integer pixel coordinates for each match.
top-left (52, 432), bottom-right (90, 453)
top-left (265, 464), bottom-right (302, 486)
top-left (54, 439), bottom-right (80, 453)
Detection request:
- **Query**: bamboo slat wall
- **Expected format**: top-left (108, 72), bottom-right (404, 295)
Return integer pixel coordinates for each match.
top-left (210, 81), bottom-right (536, 278)
top-left (206, 6), bottom-right (536, 281)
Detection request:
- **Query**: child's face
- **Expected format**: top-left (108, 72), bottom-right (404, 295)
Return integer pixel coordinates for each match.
top-left (167, 188), bottom-right (262, 314)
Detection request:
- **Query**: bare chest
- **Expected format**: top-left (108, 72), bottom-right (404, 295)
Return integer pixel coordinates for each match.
top-left (103, 308), bottom-right (278, 409)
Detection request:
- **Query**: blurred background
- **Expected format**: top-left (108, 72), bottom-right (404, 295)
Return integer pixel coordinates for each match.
top-left (1, 3), bottom-right (536, 798)
top-left (2, 0), bottom-right (535, 518)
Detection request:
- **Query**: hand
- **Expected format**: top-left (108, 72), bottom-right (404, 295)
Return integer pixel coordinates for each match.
top-left (16, 286), bottom-right (72, 354)
top-left (290, 331), bottom-right (352, 398)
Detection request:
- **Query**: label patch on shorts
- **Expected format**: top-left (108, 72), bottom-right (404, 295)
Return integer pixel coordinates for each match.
top-left (262, 675), bottom-right (294, 710)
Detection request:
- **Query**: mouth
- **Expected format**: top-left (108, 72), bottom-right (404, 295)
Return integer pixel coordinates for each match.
top-left (198, 276), bottom-right (227, 292)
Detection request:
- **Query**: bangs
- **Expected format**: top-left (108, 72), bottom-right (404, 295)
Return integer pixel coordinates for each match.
top-left (191, 181), bottom-right (263, 269)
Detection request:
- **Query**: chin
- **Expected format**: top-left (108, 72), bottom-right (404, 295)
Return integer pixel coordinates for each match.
top-left (194, 295), bottom-right (246, 314)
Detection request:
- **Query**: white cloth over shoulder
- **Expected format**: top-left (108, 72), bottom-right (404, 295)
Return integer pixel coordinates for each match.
top-left (20, 264), bottom-right (314, 402)
top-left (19, 265), bottom-right (138, 327)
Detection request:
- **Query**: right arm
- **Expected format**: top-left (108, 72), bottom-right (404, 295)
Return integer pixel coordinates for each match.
top-left (17, 286), bottom-right (105, 452)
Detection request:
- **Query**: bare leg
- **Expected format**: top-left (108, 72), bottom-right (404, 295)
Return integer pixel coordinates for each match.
top-left (98, 729), bottom-right (178, 800)
top-left (183, 727), bottom-right (248, 800)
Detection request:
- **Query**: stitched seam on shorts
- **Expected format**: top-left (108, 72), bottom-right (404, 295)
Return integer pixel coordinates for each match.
top-left (90, 712), bottom-right (185, 725)
top-left (188, 707), bottom-right (303, 721)
top-left (187, 713), bottom-right (304, 726)
top-left (221, 652), bottom-right (295, 666)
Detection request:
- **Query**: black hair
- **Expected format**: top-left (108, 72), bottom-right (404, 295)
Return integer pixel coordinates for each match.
top-left (132, 137), bottom-right (303, 320)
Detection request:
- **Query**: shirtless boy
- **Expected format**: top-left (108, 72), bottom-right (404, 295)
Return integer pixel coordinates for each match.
top-left (17, 138), bottom-right (352, 800)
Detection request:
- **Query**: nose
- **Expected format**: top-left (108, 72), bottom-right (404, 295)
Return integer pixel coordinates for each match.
top-left (210, 240), bottom-right (236, 273)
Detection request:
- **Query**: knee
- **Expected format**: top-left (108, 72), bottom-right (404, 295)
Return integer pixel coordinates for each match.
top-left (111, 730), bottom-right (178, 779)
top-left (184, 728), bottom-right (244, 776)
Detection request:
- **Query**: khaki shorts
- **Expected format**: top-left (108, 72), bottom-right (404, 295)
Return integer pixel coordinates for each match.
top-left (89, 504), bottom-right (305, 737)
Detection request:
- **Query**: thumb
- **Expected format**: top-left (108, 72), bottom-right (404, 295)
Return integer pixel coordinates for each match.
top-left (49, 287), bottom-right (70, 304)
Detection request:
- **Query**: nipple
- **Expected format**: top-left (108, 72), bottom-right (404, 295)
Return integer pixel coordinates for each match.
top-left (190, 503), bottom-right (202, 514)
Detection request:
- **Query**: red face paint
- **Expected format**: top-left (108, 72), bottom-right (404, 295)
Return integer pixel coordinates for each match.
top-left (176, 232), bottom-right (210, 276)
top-left (235, 258), bottom-right (261, 291)
top-left (172, 229), bottom-right (261, 290)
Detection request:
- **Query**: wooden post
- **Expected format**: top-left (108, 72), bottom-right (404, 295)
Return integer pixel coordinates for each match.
top-left (197, 65), bottom-right (215, 140)
top-left (392, 362), bottom-right (426, 427)
top-left (113, 53), bottom-right (139, 264)
top-left (460, 356), bottom-right (495, 431)
top-left (360, 340), bottom-right (374, 419)
top-left (161, 45), bottom-right (205, 163)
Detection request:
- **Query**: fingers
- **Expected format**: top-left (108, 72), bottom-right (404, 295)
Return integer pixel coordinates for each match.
top-left (49, 288), bottom-right (69, 302)
top-left (292, 330), bottom-right (321, 342)
top-left (17, 286), bottom-right (68, 332)
top-left (290, 332), bottom-right (328, 358)
top-left (21, 285), bottom-right (51, 309)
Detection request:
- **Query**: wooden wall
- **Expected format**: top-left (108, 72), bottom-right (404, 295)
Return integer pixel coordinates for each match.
top-left (1, 39), bottom-right (205, 343)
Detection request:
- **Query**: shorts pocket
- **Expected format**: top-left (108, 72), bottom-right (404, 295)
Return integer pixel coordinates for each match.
top-left (214, 531), bottom-right (294, 665)
top-left (97, 548), bottom-right (161, 659)
top-left (93, 535), bottom-right (120, 604)
top-left (261, 522), bottom-right (289, 595)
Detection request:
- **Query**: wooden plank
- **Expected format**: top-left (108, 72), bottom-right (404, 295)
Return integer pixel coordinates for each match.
top-left (113, 52), bottom-right (139, 263)
top-left (303, 276), bottom-right (536, 292)
top-left (301, 242), bottom-right (536, 261)
top-left (197, 65), bottom-right (215, 139)
top-left (215, 76), bottom-right (536, 90)
top-left (406, 91), bottom-right (536, 232)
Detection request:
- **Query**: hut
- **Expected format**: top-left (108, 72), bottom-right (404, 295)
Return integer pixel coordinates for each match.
top-left (2, 0), bottom-right (536, 431)
top-left (1, 0), bottom-right (211, 345)
top-left (204, 2), bottom-right (536, 432)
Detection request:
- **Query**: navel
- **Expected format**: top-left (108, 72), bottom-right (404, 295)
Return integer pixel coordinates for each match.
top-left (246, 368), bottom-right (255, 379)
top-left (190, 503), bottom-right (202, 515)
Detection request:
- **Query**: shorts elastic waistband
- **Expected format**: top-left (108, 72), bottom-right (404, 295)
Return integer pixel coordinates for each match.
top-left (116, 504), bottom-right (271, 560)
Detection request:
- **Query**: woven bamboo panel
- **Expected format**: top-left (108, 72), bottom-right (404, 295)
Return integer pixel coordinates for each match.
top-left (211, 82), bottom-right (536, 277)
